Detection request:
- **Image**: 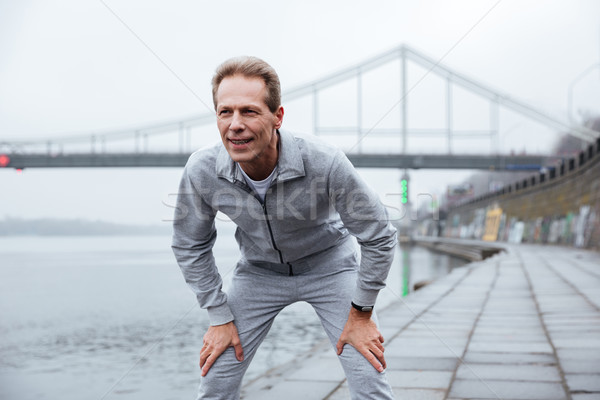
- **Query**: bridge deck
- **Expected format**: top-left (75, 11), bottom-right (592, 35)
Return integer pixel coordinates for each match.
top-left (241, 243), bottom-right (600, 399)
top-left (1, 153), bottom-right (555, 170)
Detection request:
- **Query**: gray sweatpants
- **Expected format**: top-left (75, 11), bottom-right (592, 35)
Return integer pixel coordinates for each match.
top-left (196, 239), bottom-right (395, 399)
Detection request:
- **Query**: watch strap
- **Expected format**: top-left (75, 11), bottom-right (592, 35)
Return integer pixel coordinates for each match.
top-left (351, 302), bottom-right (374, 312)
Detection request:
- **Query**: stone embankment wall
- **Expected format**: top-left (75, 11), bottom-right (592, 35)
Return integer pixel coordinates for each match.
top-left (443, 137), bottom-right (600, 249)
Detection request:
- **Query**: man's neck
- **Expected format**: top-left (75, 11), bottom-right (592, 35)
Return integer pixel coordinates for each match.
top-left (238, 131), bottom-right (279, 181)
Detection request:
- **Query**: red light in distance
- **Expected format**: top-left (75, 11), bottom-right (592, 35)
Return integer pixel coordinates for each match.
top-left (0, 154), bottom-right (10, 168)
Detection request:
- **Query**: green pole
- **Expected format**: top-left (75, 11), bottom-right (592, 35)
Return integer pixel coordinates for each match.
top-left (402, 249), bottom-right (410, 297)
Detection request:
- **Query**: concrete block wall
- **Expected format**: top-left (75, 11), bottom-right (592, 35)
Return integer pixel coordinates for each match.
top-left (444, 137), bottom-right (600, 249)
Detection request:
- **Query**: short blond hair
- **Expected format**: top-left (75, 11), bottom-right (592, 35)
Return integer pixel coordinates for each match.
top-left (211, 56), bottom-right (281, 113)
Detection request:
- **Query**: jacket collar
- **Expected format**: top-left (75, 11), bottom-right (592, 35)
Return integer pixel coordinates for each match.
top-left (216, 129), bottom-right (305, 183)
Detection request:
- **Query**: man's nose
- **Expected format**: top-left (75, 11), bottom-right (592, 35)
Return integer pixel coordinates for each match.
top-left (230, 112), bottom-right (244, 131)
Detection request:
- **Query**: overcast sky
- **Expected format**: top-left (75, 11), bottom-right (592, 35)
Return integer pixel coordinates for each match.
top-left (1, 0), bottom-right (599, 224)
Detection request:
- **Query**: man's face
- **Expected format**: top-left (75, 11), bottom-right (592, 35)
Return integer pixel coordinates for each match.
top-left (215, 75), bottom-right (283, 166)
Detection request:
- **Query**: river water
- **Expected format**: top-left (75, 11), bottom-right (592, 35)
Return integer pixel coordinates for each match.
top-left (0, 223), bottom-right (465, 400)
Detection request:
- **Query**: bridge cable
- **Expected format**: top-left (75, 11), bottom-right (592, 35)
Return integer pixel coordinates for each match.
top-left (347, 0), bottom-right (505, 154)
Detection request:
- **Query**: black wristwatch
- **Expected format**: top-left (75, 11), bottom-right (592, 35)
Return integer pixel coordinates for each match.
top-left (351, 302), bottom-right (374, 312)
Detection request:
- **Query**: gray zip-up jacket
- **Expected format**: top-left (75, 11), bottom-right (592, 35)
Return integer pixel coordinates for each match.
top-left (172, 130), bottom-right (397, 325)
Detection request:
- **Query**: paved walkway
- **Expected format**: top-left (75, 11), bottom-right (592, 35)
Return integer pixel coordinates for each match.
top-left (241, 244), bottom-right (600, 400)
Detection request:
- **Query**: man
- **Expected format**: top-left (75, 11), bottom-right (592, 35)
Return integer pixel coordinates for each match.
top-left (172, 56), bottom-right (397, 399)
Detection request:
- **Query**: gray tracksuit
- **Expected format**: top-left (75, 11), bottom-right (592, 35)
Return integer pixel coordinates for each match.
top-left (172, 129), bottom-right (397, 323)
top-left (171, 130), bottom-right (397, 399)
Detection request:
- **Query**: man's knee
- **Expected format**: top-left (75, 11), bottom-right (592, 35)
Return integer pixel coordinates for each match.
top-left (197, 348), bottom-right (247, 400)
top-left (337, 346), bottom-right (394, 399)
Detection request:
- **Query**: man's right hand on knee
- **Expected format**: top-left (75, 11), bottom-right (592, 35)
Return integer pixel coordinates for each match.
top-left (200, 321), bottom-right (244, 376)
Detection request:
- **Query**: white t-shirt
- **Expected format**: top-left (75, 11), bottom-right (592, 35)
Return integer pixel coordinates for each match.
top-left (237, 164), bottom-right (277, 203)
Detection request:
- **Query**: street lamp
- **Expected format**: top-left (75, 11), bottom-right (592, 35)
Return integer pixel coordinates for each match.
top-left (568, 63), bottom-right (600, 124)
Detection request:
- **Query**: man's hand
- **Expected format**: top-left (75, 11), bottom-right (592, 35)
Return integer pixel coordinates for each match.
top-left (336, 308), bottom-right (386, 372)
top-left (200, 321), bottom-right (244, 377)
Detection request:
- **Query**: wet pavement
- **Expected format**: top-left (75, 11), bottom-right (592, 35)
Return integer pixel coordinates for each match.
top-left (241, 243), bottom-right (600, 400)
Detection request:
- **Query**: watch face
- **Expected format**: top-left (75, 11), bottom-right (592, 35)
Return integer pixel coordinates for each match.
top-left (362, 306), bottom-right (373, 312)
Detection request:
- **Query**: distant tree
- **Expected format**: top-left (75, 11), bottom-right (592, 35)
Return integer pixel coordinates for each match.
top-left (552, 115), bottom-right (600, 156)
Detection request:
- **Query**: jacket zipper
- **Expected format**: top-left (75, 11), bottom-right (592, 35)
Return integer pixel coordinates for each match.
top-left (262, 195), bottom-right (293, 276)
top-left (234, 178), bottom-right (294, 276)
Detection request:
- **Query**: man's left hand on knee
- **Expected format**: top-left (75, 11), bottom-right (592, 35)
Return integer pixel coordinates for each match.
top-left (336, 308), bottom-right (386, 372)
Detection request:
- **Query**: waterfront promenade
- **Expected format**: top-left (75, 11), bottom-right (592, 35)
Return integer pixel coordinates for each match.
top-left (241, 243), bottom-right (600, 400)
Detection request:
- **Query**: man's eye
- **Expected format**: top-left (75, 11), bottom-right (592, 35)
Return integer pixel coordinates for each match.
top-left (219, 110), bottom-right (231, 115)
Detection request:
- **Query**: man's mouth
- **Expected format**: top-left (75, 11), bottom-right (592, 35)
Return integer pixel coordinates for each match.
top-left (230, 139), bottom-right (252, 145)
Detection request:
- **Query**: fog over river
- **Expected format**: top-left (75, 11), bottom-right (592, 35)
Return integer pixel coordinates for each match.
top-left (0, 223), bottom-right (464, 400)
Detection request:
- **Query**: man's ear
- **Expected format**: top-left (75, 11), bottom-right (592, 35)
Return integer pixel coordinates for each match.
top-left (274, 106), bottom-right (284, 129)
